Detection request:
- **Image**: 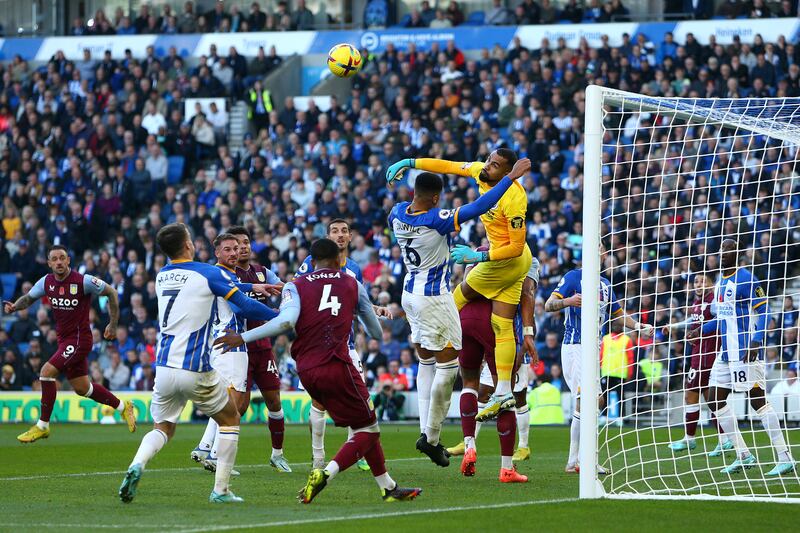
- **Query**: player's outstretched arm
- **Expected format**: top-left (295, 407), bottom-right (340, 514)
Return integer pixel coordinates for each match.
top-left (228, 289), bottom-right (279, 321)
top-left (356, 282), bottom-right (383, 340)
top-left (386, 158), bottom-right (474, 183)
top-left (3, 276), bottom-right (46, 313)
top-left (242, 284), bottom-right (301, 342)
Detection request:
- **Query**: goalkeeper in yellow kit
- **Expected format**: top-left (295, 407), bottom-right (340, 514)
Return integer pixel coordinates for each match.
top-left (387, 149), bottom-right (532, 421)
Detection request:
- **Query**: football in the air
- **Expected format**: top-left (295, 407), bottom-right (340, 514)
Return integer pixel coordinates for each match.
top-left (327, 44), bottom-right (362, 78)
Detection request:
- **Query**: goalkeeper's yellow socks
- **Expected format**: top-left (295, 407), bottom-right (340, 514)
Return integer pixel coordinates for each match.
top-left (491, 313), bottom-right (515, 395)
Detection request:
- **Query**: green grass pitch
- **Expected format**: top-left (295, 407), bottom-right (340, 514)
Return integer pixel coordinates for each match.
top-left (0, 422), bottom-right (795, 532)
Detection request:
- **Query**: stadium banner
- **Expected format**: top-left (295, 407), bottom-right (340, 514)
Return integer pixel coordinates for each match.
top-left (34, 35), bottom-right (158, 61)
top-left (672, 17), bottom-right (800, 45)
top-left (0, 391), bottom-right (320, 424)
top-left (1, 19), bottom-right (797, 61)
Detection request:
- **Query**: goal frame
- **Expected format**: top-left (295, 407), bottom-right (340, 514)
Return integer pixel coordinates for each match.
top-left (579, 84), bottom-right (800, 502)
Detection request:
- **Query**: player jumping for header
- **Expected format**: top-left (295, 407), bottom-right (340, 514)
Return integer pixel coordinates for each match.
top-left (215, 238), bottom-right (421, 503)
top-left (688, 239), bottom-right (794, 476)
top-left (388, 159), bottom-right (531, 466)
top-left (6, 245), bottom-right (136, 443)
top-left (388, 149), bottom-right (532, 423)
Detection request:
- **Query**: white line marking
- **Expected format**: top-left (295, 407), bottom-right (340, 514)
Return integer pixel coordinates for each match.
top-left (0, 457), bottom-right (430, 482)
top-left (172, 498), bottom-right (581, 533)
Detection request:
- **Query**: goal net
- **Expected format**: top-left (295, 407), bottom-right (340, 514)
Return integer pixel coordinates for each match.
top-left (580, 86), bottom-right (800, 502)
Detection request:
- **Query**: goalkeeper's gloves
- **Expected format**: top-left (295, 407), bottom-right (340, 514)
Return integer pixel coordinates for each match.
top-left (451, 244), bottom-right (489, 265)
top-left (386, 158), bottom-right (415, 183)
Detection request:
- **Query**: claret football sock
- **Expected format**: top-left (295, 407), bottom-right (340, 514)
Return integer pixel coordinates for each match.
top-left (39, 377), bottom-right (57, 423)
top-left (268, 409), bottom-right (285, 452)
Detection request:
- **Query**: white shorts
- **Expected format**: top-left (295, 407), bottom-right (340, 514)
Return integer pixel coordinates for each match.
top-left (210, 348), bottom-right (249, 393)
top-left (709, 356), bottom-right (766, 393)
top-left (349, 348), bottom-right (365, 381)
top-left (151, 366), bottom-right (229, 424)
top-left (479, 360), bottom-right (529, 393)
top-left (402, 292), bottom-right (462, 352)
top-left (561, 343), bottom-right (582, 397)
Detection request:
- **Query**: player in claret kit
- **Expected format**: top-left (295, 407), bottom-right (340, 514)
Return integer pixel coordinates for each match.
top-left (387, 160), bottom-right (531, 466)
top-left (214, 238), bottom-right (422, 503)
top-left (119, 223), bottom-right (278, 504)
top-left (5, 245), bottom-right (136, 443)
top-left (690, 239), bottom-right (795, 476)
top-left (663, 270), bottom-right (731, 455)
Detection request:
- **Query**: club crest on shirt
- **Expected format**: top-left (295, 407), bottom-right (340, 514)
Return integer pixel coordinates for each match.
top-left (256, 271), bottom-right (266, 282)
top-left (511, 216), bottom-right (524, 229)
top-left (69, 284), bottom-right (78, 295)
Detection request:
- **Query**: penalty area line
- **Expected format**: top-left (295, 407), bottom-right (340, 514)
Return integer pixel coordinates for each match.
top-left (172, 498), bottom-right (581, 533)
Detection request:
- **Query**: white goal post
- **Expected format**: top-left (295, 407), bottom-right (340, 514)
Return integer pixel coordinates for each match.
top-left (580, 85), bottom-right (800, 502)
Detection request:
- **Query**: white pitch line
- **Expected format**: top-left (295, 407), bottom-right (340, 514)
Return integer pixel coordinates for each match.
top-left (172, 498), bottom-right (581, 533)
top-left (0, 524), bottom-right (170, 530)
top-left (0, 456), bottom-right (430, 482)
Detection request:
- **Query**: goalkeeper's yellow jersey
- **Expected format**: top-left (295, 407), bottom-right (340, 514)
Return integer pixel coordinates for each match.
top-left (460, 161), bottom-right (528, 261)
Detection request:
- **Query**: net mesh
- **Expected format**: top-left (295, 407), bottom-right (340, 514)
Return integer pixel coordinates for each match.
top-left (594, 90), bottom-right (800, 499)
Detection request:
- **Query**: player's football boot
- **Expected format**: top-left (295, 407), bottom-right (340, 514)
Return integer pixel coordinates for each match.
top-left (708, 440), bottom-right (735, 457)
top-left (416, 433), bottom-right (450, 467)
top-left (461, 447), bottom-right (477, 477)
top-left (476, 393), bottom-right (516, 422)
top-left (203, 457), bottom-right (240, 476)
top-left (17, 424), bottom-right (50, 443)
top-left (191, 447), bottom-right (210, 464)
top-left (121, 400), bottom-right (137, 432)
top-left (513, 447), bottom-right (531, 462)
top-left (499, 467), bottom-right (528, 483)
top-left (356, 458), bottom-right (371, 471)
top-left (720, 453), bottom-right (756, 474)
top-left (298, 468), bottom-right (329, 504)
top-left (209, 490), bottom-right (244, 503)
top-left (668, 438), bottom-right (697, 452)
top-left (565, 462), bottom-right (578, 474)
top-left (382, 485), bottom-right (422, 502)
top-left (765, 462), bottom-right (795, 477)
top-left (119, 463), bottom-right (142, 503)
top-left (270, 454), bottom-right (293, 473)
top-left (447, 441), bottom-right (466, 456)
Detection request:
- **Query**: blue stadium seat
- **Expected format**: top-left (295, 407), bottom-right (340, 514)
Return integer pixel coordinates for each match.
top-left (17, 342), bottom-right (29, 355)
top-left (394, 13), bottom-right (411, 27)
top-left (465, 11), bottom-right (484, 25)
top-left (167, 156), bottom-right (185, 185)
top-left (1, 273), bottom-right (17, 302)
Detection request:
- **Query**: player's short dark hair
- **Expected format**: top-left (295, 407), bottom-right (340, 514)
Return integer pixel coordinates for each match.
top-left (327, 218), bottom-right (350, 234)
top-left (227, 226), bottom-right (251, 239)
top-left (496, 148), bottom-right (518, 169)
top-left (213, 232), bottom-right (238, 248)
top-left (47, 245), bottom-right (69, 259)
top-left (156, 223), bottom-right (190, 259)
top-left (310, 238), bottom-right (340, 262)
top-left (414, 172), bottom-right (443, 195)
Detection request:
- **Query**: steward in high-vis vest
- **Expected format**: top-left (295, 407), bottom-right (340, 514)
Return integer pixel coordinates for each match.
top-left (529, 375), bottom-right (564, 425)
top-left (248, 80), bottom-right (273, 134)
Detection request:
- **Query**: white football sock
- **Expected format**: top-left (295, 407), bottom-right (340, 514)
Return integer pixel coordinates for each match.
top-left (37, 420), bottom-right (49, 431)
top-left (417, 359), bottom-right (436, 435)
top-left (757, 404), bottom-right (792, 462)
top-left (495, 379), bottom-right (511, 397)
top-left (131, 429), bottom-right (168, 468)
top-left (199, 418), bottom-right (218, 451)
top-left (213, 426), bottom-right (240, 494)
top-left (501, 456), bottom-right (513, 469)
top-left (465, 436), bottom-right (476, 451)
top-left (374, 472), bottom-right (396, 491)
top-left (209, 425), bottom-right (220, 460)
top-left (714, 404), bottom-right (750, 459)
top-left (425, 360), bottom-right (458, 445)
top-left (568, 413), bottom-right (580, 465)
top-left (310, 406), bottom-right (326, 460)
top-left (516, 405), bottom-right (530, 448)
top-left (115, 399), bottom-right (125, 412)
top-left (475, 402), bottom-right (486, 439)
top-left (324, 460), bottom-right (340, 479)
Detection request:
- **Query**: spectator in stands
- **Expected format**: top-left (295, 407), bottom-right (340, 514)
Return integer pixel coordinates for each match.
top-left (420, 0), bottom-right (437, 25)
top-left (771, 365), bottom-right (800, 398)
top-left (430, 10), bottom-right (453, 28)
top-left (293, 0), bottom-right (315, 30)
top-left (486, 0), bottom-right (515, 25)
top-left (363, 338), bottom-right (388, 388)
top-left (374, 380), bottom-right (405, 420)
top-left (248, 2), bottom-right (268, 30)
top-left (104, 349), bottom-right (131, 391)
top-left (539, 0), bottom-right (557, 23)
top-left (379, 360), bottom-right (410, 391)
top-left (560, 0), bottom-right (583, 22)
top-left (1, 363), bottom-right (21, 391)
top-left (445, 1), bottom-right (465, 26)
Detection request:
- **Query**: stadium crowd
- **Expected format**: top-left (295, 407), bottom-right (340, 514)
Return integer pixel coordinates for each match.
top-left (0, 18), bottom-right (799, 416)
top-left (59, 0), bottom-right (800, 37)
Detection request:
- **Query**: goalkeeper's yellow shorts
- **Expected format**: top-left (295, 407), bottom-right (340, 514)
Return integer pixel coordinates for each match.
top-left (465, 244), bottom-right (532, 305)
